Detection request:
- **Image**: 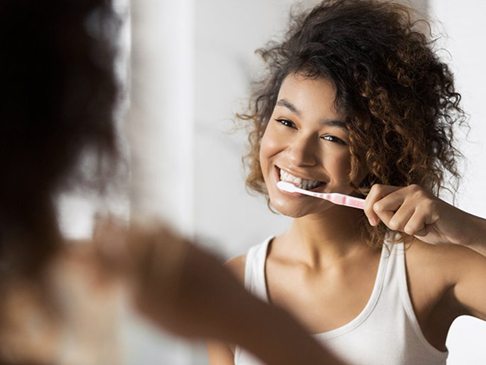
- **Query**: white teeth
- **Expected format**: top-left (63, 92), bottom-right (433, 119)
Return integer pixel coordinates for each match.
top-left (279, 169), bottom-right (322, 190)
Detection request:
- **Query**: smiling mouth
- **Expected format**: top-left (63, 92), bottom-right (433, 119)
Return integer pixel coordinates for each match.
top-left (278, 168), bottom-right (326, 191)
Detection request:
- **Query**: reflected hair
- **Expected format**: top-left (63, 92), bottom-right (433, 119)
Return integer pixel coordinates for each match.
top-left (0, 0), bottom-right (121, 275)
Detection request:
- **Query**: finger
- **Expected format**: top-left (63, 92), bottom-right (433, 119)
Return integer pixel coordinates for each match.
top-left (371, 184), bottom-right (431, 229)
top-left (411, 224), bottom-right (439, 245)
top-left (370, 188), bottom-right (409, 226)
top-left (372, 188), bottom-right (409, 213)
top-left (413, 226), bottom-right (429, 237)
top-left (365, 184), bottom-right (401, 226)
top-left (385, 200), bottom-right (416, 232)
top-left (403, 200), bottom-right (440, 236)
top-left (402, 208), bottom-right (428, 236)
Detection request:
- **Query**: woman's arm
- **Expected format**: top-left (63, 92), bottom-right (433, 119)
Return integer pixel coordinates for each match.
top-left (449, 245), bottom-right (486, 320)
top-left (207, 256), bottom-right (243, 365)
top-left (95, 220), bottom-right (345, 365)
top-left (135, 237), bottom-right (346, 365)
top-left (207, 342), bottom-right (234, 365)
top-left (365, 184), bottom-right (486, 255)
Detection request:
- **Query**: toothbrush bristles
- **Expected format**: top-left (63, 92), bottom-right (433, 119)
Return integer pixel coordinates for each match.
top-left (277, 181), bottom-right (298, 192)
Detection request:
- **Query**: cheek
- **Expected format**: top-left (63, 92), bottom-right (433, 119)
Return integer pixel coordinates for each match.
top-left (259, 127), bottom-right (279, 167)
top-left (326, 153), bottom-right (353, 182)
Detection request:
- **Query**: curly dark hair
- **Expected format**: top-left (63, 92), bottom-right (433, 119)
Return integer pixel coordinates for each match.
top-left (0, 0), bottom-right (120, 276)
top-left (240, 0), bottom-right (465, 247)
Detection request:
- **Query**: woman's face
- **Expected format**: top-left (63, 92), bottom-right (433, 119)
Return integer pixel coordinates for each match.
top-left (259, 73), bottom-right (361, 218)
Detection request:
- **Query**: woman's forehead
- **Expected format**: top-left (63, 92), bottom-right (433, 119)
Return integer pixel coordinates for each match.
top-left (275, 73), bottom-right (346, 122)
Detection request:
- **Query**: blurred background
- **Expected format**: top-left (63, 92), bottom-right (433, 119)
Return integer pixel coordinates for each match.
top-left (58, 0), bottom-right (486, 364)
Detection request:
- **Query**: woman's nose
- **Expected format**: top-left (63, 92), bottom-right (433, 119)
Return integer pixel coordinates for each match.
top-left (287, 133), bottom-right (319, 167)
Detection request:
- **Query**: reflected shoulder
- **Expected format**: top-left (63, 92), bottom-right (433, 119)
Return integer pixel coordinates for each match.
top-left (224, 255), bottom-right (246, 283)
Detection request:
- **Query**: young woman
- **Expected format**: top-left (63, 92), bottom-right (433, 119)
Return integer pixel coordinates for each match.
top-left (0, 1), bottom-right (347, 364)
top-left (208, 1), bottom-right (486, 364)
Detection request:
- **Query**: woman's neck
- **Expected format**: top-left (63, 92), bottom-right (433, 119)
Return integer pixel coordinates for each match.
top-left (279, 206), bottom-right (371, 267)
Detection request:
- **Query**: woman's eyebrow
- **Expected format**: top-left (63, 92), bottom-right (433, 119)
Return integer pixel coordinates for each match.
top-left (276, 99), bottom-right (347, 130)
top-left (276, 99), bottom-right (301, 116)
top-left (320, 119), bottom-right (347, 130)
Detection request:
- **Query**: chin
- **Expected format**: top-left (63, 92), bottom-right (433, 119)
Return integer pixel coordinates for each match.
top-left (269, 196), bottom-right (331, 218)
top-left (271, 205), bottom-right (306, 218)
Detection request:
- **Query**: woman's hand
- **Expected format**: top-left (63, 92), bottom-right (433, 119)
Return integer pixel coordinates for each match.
top-left (364, 184), bottom-right (486, 251)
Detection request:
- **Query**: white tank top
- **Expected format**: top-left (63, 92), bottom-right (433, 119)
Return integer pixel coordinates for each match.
top-left (234, 237), bottom-right (448, 365)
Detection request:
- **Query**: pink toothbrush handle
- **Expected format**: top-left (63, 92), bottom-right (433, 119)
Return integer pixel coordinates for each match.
top-left (328, 194), bottom-right (365, 210)
top-left (282, 183), bottom-right (366, 210)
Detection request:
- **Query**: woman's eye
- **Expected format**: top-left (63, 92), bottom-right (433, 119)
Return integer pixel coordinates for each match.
top-left (321, 134), bottom-right (347, 145)
top-left (275, 118), bottom-right (296, 129)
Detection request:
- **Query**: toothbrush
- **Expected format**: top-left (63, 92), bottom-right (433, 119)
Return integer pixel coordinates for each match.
top-left (277, 181), bottom-right (365, 210)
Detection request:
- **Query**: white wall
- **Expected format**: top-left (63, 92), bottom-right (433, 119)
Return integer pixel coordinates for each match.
top-left (429, 0), bottom-right (486, 216)
top-left (193, 0), bottom-right (320, 257)
top-left (429, 1), bottom-right (486, 363)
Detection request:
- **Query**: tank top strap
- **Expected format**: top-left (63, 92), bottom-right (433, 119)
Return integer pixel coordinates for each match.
top-left (392, 241), bottom-right (449, 358)
top-left (244, 236), bottom-right (272, 301)
top-left (380, 240), bottom-right (403, 287)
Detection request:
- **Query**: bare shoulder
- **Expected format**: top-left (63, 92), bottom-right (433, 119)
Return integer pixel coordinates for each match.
top-left (224, 255), bottom-right (246, 284)
top-left (406, 239), bottom-right (485, 285)
top-left (407, 238), bottom-right (486, 323)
